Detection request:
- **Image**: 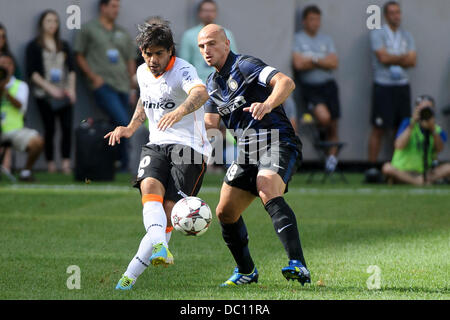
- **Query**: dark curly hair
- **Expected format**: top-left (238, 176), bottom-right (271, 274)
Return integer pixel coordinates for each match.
top-left (136, 22), bottom-right (175, 57)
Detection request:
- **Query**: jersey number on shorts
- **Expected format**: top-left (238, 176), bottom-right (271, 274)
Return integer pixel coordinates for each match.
top-left (137, 156), bottom-right (151, 178)
top-left (226, 162), bottom-right (238, 181)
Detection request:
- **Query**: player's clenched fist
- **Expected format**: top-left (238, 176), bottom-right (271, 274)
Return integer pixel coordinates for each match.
top-left (104, 126), bottom-right (133, 146)
top-left (243, 102), bottom-right (272, 121)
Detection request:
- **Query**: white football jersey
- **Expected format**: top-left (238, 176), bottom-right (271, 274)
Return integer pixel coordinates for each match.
top-left (136, 57), bottom-right (211, 157)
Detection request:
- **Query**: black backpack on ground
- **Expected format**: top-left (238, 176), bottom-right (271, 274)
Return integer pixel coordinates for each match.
top-left (74, 120), bottom-right (117, 181)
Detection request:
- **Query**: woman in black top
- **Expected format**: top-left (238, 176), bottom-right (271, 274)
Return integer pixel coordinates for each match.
top-left (26, 10), bottom-right (76, 174)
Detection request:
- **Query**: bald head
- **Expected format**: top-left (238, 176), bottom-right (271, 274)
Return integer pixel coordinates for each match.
top-left (198, 23), bottom-right (227, 41)
top-left (197, 24), bottom-right (230, 71)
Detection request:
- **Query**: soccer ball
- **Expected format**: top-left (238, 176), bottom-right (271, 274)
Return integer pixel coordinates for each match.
top-left (171, 197), bottom-right (212, 236)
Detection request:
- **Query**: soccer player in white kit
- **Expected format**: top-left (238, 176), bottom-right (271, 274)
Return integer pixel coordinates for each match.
top-left (105, 22), bottom-right (211, 290)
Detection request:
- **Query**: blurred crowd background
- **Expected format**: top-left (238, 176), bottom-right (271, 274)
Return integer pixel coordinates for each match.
top-left (1, 0), bottom-right (450, 181)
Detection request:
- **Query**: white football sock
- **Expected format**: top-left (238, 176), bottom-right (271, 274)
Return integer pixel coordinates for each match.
top-left (124, 228), bottom-right (173, 280)
top-left (123, 195), bottom-right (169, 280)
top-left (124, 232), bottom-right (153, 279)
top-left (143, 200), bottom-right (168, 247)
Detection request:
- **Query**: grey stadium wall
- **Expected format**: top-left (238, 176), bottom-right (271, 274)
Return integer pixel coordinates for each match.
top-left (1, 0), bottom-right (449, 169)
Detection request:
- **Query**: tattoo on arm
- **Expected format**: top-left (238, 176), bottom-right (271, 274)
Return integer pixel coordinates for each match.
top-left (179, 87), bottom-right (208, 116)
top-left (131, 99), bottom-right (146, 123)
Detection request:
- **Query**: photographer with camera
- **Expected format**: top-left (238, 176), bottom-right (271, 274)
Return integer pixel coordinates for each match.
top-left (382, 95), bottom-right (450, 185)
top-left (0, 53), bottom-right (44, 181)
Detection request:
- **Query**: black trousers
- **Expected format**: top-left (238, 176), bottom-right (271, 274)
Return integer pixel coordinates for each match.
top-left (36, 98), bottom-right (73, 161)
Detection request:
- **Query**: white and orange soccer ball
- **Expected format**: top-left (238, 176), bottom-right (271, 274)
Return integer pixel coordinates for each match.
top-left (171, 197), bottom-right (212, 236)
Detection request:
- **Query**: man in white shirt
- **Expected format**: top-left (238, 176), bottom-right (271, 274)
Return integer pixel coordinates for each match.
top-left (105, 23), bottom-right (211, 290)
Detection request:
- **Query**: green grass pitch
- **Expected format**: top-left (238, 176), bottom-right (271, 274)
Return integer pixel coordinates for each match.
top-left (0, 172), bottom-right (449, 299)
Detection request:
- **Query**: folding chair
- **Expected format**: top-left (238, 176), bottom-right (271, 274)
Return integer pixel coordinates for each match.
top-left (292, 72), bottom-right (347, 183)
top-left (299, 113), bottom-right (347, 184)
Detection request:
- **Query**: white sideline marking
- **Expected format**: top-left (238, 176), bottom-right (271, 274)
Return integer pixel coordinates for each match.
top-left (3, 184), bottom-right (135, 192)
top-left (2, 184), bottom-right (450, 195)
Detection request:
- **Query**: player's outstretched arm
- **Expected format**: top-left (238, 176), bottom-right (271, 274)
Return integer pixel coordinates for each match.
top-left (243, 73), bottom-right (295, 120)
top-left (104, 98), bottom-right (147, 146)
top-left (157, 85), bottom-right (209, 131)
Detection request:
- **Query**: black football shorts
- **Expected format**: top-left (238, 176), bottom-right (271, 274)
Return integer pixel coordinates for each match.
top-left (134, 144), bottom-right (206, 202)
top-left (224, 138), bottom-right (302, 197)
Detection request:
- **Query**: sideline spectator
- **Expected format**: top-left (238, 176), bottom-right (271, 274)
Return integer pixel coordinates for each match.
top-left (26, 10), bottom-right (76, 174)
top-left (292, 5), bottom-right (341, 173)
top-left (0, 23), bottom-right (23, 79)
top-left (0, 23), bottom-right (22, 171)
top-left (382, 95), bottom-right (450, 185)
top-left (180, 0), bottom-right (237, 83)
top-left (367, 1), bottom-right (416, 172)
top-left (0, 53), bottom-right (44, 181)
top-left (74, 0), bottom-right (136, 172)
top-left (181, 1), bottom-right (237, 171)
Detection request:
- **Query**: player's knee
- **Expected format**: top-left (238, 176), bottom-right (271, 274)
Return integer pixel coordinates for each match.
top-left (140, 177), bottom-right (164, 195)
top-left (215, 204), bottom-right (238, 224)
top-left (259, 188), bottom-right (285, 206)
top-left (258, 190), bottom-right (274, 206)
top-left (140, 179), bottom-right (151, 194)
top-left (257, 178), bottom-right (284, 206)
top-left (215, 205), bottom-right (228, 223)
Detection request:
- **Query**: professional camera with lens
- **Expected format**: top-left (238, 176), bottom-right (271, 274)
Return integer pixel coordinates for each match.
top-left (420, 106), bottom-right (434, 121)
top-left (0, 66), bottom-right (8, 82)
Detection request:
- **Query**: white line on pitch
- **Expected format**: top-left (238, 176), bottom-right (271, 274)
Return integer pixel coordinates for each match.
top-left (2, 184), bottom-right (450, 195)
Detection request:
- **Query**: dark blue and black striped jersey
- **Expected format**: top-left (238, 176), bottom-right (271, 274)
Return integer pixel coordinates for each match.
top-left (205, 52), bottom-right (297, 153)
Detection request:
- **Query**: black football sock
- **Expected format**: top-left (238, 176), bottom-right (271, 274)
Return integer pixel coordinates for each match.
top-left (264, 196), bottom-right (307, 267)
top-left (220, 216), bottom-right (255, 274)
